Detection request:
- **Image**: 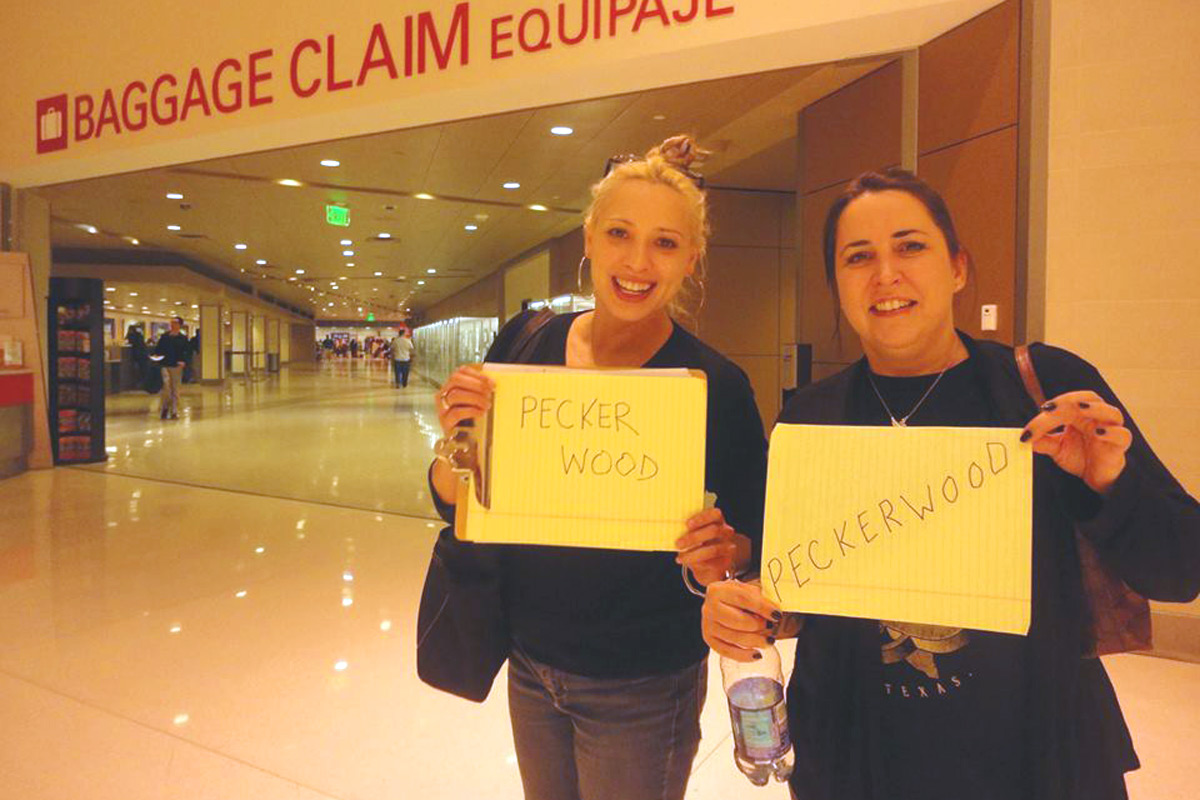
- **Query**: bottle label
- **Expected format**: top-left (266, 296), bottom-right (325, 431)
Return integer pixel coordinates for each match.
top-left (731, 701), bottom-right (790, 761)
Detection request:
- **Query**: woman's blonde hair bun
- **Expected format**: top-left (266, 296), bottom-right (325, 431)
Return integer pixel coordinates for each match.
top-left (648, 134), bottom-right (710, 172)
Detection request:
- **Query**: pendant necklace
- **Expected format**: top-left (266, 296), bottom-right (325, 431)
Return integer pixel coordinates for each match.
top-left (867, 364), bottom-right (951, 427)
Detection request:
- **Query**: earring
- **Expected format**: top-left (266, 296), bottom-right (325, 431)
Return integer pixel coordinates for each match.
top-left (577, 255), bottom-right (590, 295)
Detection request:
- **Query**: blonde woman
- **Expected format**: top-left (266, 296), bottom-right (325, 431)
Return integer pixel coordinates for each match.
top-left (428, 136), bottom-right (768, 800)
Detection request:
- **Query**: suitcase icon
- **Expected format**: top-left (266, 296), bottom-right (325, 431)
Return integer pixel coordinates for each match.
top-left (36, 95), bottom-right (69, 154)
top-left (40, 107), bottom-right (63, 143)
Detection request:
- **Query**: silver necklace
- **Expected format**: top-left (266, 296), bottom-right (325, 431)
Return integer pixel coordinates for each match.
top-left (867, 366), bottom-right (951, 427)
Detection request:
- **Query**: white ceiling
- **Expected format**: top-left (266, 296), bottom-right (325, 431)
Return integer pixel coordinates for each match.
top-left (40, 58), bottom-right (888, 322)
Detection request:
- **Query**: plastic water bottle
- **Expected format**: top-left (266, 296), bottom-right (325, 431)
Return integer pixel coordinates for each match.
top-left (721, 644), bottom-right (794, 785)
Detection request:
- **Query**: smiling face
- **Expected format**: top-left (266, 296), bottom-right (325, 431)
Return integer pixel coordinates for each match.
top-left (585, 179), bottom-right (699, 324)
top-left (834, 190), bottom-right (967, 373)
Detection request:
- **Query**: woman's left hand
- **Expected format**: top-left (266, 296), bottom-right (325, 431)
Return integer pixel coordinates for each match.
top-left (1021, 390), bottom-right (1133, 495)
top-left (676, 508), bottom-right (743, 586)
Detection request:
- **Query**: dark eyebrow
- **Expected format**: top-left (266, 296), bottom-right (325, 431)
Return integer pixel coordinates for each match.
top-left (840, 239), bottom-right (870, 254)
top-left (892, 229), bottom-right (928, 238)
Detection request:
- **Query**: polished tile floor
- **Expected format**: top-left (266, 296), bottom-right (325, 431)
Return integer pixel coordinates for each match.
top-left (0, 360), bottom-right (1196, 799)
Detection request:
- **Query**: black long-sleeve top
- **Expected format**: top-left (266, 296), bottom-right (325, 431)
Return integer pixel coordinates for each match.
top-left (153, 332), bottom-right (191, 367)
top-left (432, 310), bottom-right (768, 678)
top-left (778, 332), bottom-right (1200, 800)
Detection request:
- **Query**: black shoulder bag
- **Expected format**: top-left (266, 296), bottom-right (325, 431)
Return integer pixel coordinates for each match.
top-left (416, 308), bottom-right (556, 701)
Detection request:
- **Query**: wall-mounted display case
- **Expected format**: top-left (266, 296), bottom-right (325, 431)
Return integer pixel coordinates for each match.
top-left (48, 277), bottom-right (106, 464)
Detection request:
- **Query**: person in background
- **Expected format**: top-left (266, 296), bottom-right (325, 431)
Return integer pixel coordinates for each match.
top-left (153, 316), bottom-right (191, 420)
top-left (390, 328), bottom-right (415, 388)
top-left (701, 168), bottom-right (1200, 800)
top-left (429, 135), bottom-right (768, 800)
top-left (126, 323), bottom-right (149, 386)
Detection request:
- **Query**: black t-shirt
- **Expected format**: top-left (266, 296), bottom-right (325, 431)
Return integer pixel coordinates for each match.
top-left (497, 312), bottom-right (768, 679)
top-left (851, 355), bottom-right (1027, 800)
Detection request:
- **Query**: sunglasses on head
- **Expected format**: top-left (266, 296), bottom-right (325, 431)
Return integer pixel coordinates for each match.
top-left (603, 154), bottom-right (706, 189)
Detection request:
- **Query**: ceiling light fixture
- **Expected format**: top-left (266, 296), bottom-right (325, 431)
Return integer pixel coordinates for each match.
top-left (167, 224), bottom-right (181, 231)
top-left (256, 259), bottom-right (267, 265)
top-left (340, 239), bottom-right (352, 246)
top-left (417, 280), bottom-right (425, 285)
top-left (464, 224), bottom-right (478, 231)
top-left (427, 268), bottom-right (436, 274)
top-left (320, 159), bottom-right (341, 167)
top-left (414, 193), bottom-right (434, 200)
top-left (277, 178), bottom-right (303, 187)
top-left (550, 126), bottom-right (574, 136)
top-left (342, 250), bottom-right (354, 256)
top-left (234, 243), bottom-right (248, 250)
top-left (295, 269), bottom-right (305, 274)
top-left (502, 181), bottom-right (521, 190)
top-left (528, 204), bottom-right (548, 212)
top-left (374, 271), bottom-right (383, 276)
top-left (378, 232), bottom-right (391, 239)
top-left (166, 192), bottom-right (184, 200)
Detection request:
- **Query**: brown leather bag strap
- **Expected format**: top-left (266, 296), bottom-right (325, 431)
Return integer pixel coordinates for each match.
top-left (1014, 345), bottom-right (1046, 408)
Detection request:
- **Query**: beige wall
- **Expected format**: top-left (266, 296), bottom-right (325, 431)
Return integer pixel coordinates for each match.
top-left (1046, 0), bottom-right (1200, 631)
top-left (422, 272), bottom-right (503, 324)
top-left (697, 189), bottom-right (796, 427)
top-left (503, 251), bottom-right (551, 321)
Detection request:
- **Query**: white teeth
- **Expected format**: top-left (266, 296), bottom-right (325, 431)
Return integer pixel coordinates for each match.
top-left (873, 299), bottom-right (914, 312)
top-left (615, 278), bottom-right (652, 293)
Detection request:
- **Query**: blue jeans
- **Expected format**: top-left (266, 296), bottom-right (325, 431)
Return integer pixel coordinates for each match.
top-left (507, 648), bottom-right (707, 800)
top-left (392, 359), bottom-right (410, 387)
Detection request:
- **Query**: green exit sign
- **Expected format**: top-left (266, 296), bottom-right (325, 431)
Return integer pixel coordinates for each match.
top-left (326, 205), bottom-right (350, 226)
top-left (367, 313), bottom-right (375, 322)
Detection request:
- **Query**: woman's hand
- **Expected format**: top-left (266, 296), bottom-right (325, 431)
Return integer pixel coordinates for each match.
top-left (676, 508), bottom-right (746, 586)
top-left (435, 365), bottom-right (495, 435)
top-left (702, 580), bottom-right (782, 661)
top-left (1021, 390), bottom-right (1133, 495)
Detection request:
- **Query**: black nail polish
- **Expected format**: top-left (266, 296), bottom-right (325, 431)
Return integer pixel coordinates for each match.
top-left (771, 611), bottom-right (782, 622)
top-left (1050, 424), bottom-right (1066, 435)
top-left (1041, 401), bottom-right (1057, 411)
top-left (1020, 430), bottom-right (1032, 443)
top-left (1095, 427), bottom-right (1107, 436)
top-left (765, 620), bottom-right (777, 631)
top-left (767, 637), bottom-right (776, 645)
top-left (752, 652), bottom-right (762, 660)
top-left (1078, 401), bottom-right (1091, 409)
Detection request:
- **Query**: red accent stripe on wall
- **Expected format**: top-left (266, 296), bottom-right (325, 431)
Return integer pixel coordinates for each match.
top-left (0, 372), bottom-right (34, 407)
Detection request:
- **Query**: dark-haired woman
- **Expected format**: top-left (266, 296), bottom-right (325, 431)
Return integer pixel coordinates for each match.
top-left (428, 136), bottom-right (768, 800)
top-left (702, 168), bottom-right (1200, 800)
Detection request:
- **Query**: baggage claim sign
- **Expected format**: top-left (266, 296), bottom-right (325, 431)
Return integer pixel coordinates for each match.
top-left (34, 0), bottom-right (735, 155)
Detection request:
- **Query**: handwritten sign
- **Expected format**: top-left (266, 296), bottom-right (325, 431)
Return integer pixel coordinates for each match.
top-left (456, 364), bottom-right (707, 550)
top-left (761, 425), bottom-right (1032, 635)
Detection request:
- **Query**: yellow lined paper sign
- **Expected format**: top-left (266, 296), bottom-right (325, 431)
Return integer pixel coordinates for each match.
top-left (762, 425), bottom-right (1032, 635)
top-left (456, 364), bottom-right (707, 550)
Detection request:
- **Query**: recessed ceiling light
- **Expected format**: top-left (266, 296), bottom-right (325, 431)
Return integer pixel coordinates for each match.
top-left (652, 114), bottom-right (666, 121)
top-left (550, 126), bottom-right (574, 136)
top-left (105, 287), bottom-right (115, 292)
top-left (166, 192), bottom-right (184, 200)
top-left (256, 259), bottom-right (267, 265)
top-left (414, 193), bottom-right (434, 200)
top-left (295, 269), bottom-right (305, 274)
top-left (159, 297), bottom-right (168, 302)
top-left (345, 262), bottom-right (355, 267)
top-left (502, 182), bottom-right (521, 190)
top-left (378, 232), bottom-right (391, 239)
top-left (340, 239), bottom-right (352, 246)
top-left (234, 243), bottom-right (248, 250)
top-left (464, 224), bottom-right (478, 231)
top-left (417, 280), bottom-right (426, 285)
top-left (343, 250), bottom-right (354, 256)
top-left (338, 276), bottom-right (347, 280)
top-left (129, 292), bottom-right (139, 297)
top-left (167, 224), bottom-right (181, 231)
top-left (427, 268), bottom-right (436, 274)
top-left (528, 204), bottom-right (548, 212)
top-left (374, 271), bottom-right (383, 276)
top-left (320, 159), bottom-right (340, 167)
top-left (331, 284), bottom-right (339, 289)
top-left (277, 179), bottom-right (303, 187)
top-left (191, 304), bottom-right (198, 309)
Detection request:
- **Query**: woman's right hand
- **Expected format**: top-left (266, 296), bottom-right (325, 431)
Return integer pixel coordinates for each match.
top-left (702, 580), bottom-right (782, 662)
top-left (435, 365), bottom-right (495, 435)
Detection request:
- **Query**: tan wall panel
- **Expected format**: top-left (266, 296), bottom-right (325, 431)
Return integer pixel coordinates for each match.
top-left (699, 246), bottom-right (780, 359)
top-left (917, 126), bottom-right (1018, 344)
top-left (801, 61), bottom-right (903, 194)
top-left (725, 354), bottom-right (780, 431)
top-left (423, 272), bottom-right (502, 324)
top-left (918, 0), bottom-right (1020, 155)
top-left (799, 183), bottom-right (862, 371)
top-left (549, 227), bottom-right (586, 297)
top-left (289, 323), bottom-right (315, 363)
